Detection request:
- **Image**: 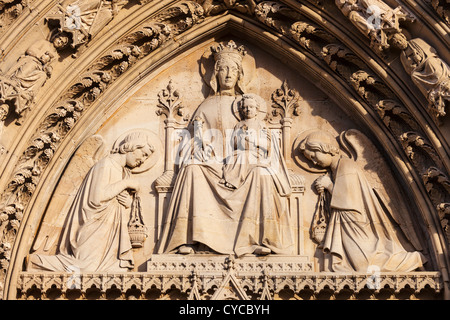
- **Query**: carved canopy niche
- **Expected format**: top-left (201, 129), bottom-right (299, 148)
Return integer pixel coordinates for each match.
top-left (0, 0), bottom-right (448, 300)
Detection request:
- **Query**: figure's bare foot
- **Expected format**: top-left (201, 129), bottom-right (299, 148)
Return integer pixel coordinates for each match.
top-left (177, 245), bottom-right (194, 255)
top-left (253, 246), bottom-right (271, 255)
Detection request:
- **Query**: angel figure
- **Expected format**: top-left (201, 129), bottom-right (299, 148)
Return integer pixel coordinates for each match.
top-left (158, 40), bottom-right (293, 257)
top-left (27, 130), bottom-right (156, 272)
top-left (298, 129), bottom-right (427, 272)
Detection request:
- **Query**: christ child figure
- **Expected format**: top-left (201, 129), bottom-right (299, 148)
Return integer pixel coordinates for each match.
top-left (221, 93), bottom-right (271, 189)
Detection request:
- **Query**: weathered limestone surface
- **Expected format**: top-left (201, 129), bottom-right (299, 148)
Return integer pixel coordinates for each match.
top-left (0, 0), bottom-right (448, 300)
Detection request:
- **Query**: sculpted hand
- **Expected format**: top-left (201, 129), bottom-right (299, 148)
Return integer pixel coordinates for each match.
top-left (314, 175), bottom-right (333, 194)
top-left (117, 191), bottom-right (133, 208)
top-left (126, 179), bottom-right (141, 194)
top-left (204, 144), bottom-right (214, 160)
top-left (193, 147), bottom-right (204, 161)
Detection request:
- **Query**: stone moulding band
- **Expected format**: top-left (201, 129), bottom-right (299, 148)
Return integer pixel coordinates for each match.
top-left (17, 269), bottom-right (443, 300)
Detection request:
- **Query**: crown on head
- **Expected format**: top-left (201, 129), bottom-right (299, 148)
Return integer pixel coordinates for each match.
top-left (211, 40), bottom-right (246, 62)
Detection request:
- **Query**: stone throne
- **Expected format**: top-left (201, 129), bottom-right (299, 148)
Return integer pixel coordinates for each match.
top-left (147, 77), bottom-right (313, 300)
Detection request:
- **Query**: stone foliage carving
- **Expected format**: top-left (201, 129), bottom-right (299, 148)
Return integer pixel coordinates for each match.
top-left (27, 130), bottom-right (156, 272)
top-left (437, 203), bottom-right (450, 242)
top-left (255, 1), bottom-right (337, 58)
top-left (47, 0), bottom-right (133, 54)
top-left (400, 131), bottom-right (444, 171)
top-left (271, 80), bottom-right (301, 119)
top-left (269, 80), bottom-right (301, 162)
top-left (154, 80), bottom-right (189, 191)
top-left (18, 266), bottom-right (443, 300)
top-left (422, 168), bottom-right (450, 244)
top-left (399, 38), bottom-right (450, 124)
top-left (201, 0), bottom-right (257, 15)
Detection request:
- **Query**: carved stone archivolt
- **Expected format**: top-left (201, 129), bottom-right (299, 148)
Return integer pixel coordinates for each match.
top-left (0, 40), bottom-right (56, 129)
top-left (17, 265), bottom-right (443, 300)
top-left (332, 1), bottom-right (450, 124)
top-left (0, 0), bottom-right (448, 300)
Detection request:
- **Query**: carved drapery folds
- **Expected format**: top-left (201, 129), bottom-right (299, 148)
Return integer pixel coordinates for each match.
top-left (335, 0), bottom-right (415, 54)
top-left (0, 0), bottom-right (448, 300)
top-left (332, 1), bottom-right (450, 124)
top-left (429, 0), bottom-right (450, 25)
top-left (0, 0), bottom-right (27, 35)
top-left (17, 269), bottom-right (443, 300)
top-left (253, 1), bottom-right (450, 240)
top-left (0, 40), bottom-right (56, 126)
top-left (0, 1), bottom-right (204, 298)
top-left (46, 0), bottom-right (130, 53)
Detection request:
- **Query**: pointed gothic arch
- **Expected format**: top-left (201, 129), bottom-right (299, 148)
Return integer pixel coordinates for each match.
top-left (0, 1), bottom-right (448, 300)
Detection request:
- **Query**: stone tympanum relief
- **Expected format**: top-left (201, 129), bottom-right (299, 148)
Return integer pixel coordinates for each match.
top-left (157, 41), bottom-right (294, 257)
top-left (296, 129), bottom-right (427, 272)
top-left (27, 130), bottom-right (157, 272)
top-left (47, 0), bottom-right (130, 53)
top-left (25, 39), bottom-right (430, 288)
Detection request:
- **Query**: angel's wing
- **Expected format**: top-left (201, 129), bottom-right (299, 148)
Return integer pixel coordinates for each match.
top-left (31, 134), bottom-right (107, 254)
top-left (339, 129), bottom-right (423, 251)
